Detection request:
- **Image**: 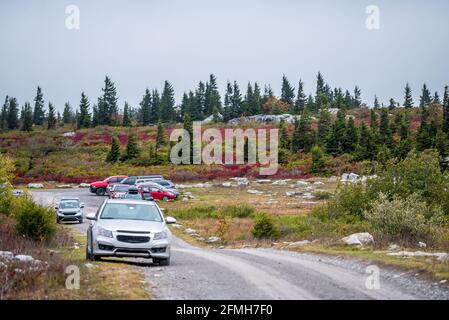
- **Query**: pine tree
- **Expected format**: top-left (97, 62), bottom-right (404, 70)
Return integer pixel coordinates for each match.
top-left (250, 82), bottom-right (262, 115)
top-left (355, 123), bottom-right (377, 160)
top-left (122, 102), bottom-right (131, 127)
top-left (311, 145), bottom-right (325, 174)
top-left (77, 92), bottom-right (91, 129)
top-left (374, 95), bottom-right (380, 108)
top-left (98, 76), bottom-right (118, 125)
top-left (353, 86), bottom-right (362, 108)
top-left (443, 86), bottom-right (449, 134)
top-left (183, 112), bottom-right (193, 162)
top-left (1, 96), bottom-right (9, 131)
top-left (388, 98), bottom-right (396, 110)
top-left (150, 89), bottom-right (161, 123)
top-left (291, 109), bottom-right (313, 152)
top-left (33, 86), bottom-right (45, 126)
top-left (195, 81), bottom-right (206, 119)
top-left (91, 105), bottom-right (99, 127)
top-left (434, 129), bottom-right (449, 158)
top-left (404, 83), bottom-right (413, 108)
top-left (279, 119), bottom-right (291, 150)
top-left (370, 109), bottom-right (379, 130)
top-left (326, 110), bottom-right (346, 155)
top-left (343, 90), bottom-right (352, 109)
top-left (159, 81), bottom-right (175, 122)
top-left (47, 102), bottom-right (56, 130)
top-left (62, 102), bottom-right (73, 124)
top-left (280, 75), bottom-right (295, 109)
top-left (242, 82), bottom-right (252, 116)
top-left (342, 117), bottom-right (358, 153)
top-left (106, 135), bottom-right (121, 163)
top-left (379, 108), bottom-right (392, 147)
top-left (419, 83), bottom-right (432, 107)
top-left (21, 102), bottom-right (33, 131)
top-left (223, 82), bottom-right (233, 121)
top-left (7, 97), bottom-right (19, 130)
top-left (416, 107), bottom-right (432, 151)
top-left (293, 79), bottom-right (306, 114)
top-left (155, 121), bottom-right (165, 151)
top-left (317, 107), bottom-right (331, 145)
top-left (433, 91), bottom-right (441, 104)
top-left (204, 74), bottom-right (221, 116)
top-left (316, 72), bottom-right (325, 98)
top-left (139, 89), bottom-right (152, 125)
top-left (121, 133), bottom-right (140, 161)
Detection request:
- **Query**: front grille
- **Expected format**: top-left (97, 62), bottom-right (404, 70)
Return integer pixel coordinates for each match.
top-left (116, 235), bottom-right (150, 243)
top-left (62, 212), bottom-right (78, 216)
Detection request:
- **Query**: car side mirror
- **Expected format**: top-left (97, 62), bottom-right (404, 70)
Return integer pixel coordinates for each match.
top-left (86, 212), bottom-right (96, 220)
top-left (80, 203), bottom-right (85, 208)
top-left (165, 216), bottom-right (176, 224)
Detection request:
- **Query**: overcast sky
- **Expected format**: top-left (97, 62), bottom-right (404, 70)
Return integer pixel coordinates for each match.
top-left (1, 0), bottom-right (448, 112)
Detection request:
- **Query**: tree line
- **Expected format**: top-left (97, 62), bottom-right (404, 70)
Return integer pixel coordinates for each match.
top-left (1, 72), bottom-right (445, 132)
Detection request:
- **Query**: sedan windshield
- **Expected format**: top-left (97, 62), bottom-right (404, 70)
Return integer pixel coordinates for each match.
top-left (100, 203), bottom-right (162, 222)
top-left (59, 200), bottom-right (80, 209)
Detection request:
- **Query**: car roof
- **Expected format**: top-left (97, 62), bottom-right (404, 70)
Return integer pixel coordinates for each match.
top-left (105, 199), bottom-right (157, 206)
top-left (60, 197), bottom-right (80, 201)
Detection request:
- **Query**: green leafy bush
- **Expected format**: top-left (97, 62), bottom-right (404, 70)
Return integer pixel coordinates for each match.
top-left (364, 193), bottom-right (444, 243)
top-left (15, 199), bottom-right (56, 241)
top-left (252, 213), bottom-right (279, 239)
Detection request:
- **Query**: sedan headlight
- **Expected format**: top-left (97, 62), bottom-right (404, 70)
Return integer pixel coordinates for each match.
top-left (153, 231), bottom-right (167, 240)
top-left (98, 227), bottom-right (113, 238)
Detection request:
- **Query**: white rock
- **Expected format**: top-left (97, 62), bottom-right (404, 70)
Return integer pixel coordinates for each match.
top-left (297, 180), bottom-right (309, 186)
top-left (63, 131), bottom-right (76, 137)
top-left (14, 254), bottom-right (34, 262)
top-left (287, 240), bottom-right (310, 248)
top-left (256, 179), bottom-right (272, 184)
top-left (84, 263), bottom-right (96, 269)
top-left (302, 193), bottom-right (315, 199)
top-left (206, 236), bottom-right (221, 244)
top-left (57, 184), bottom-right (72, 188)
top-left (79, 183), bottom-right (90, 188)
top-left (313, 181), bottom-right (324, 185)
top-left (228, 113), bottom-right (301, 125)
top-left (387, 251), bottom-right (448, 260)
top-left (388, 244), bottom-right (401, 252)
top-left (202, 112), bottom-right (223, 124)
top-left (171, 224), bottom-right (183, 229)
top-left (271, 179), bottom-right (290, 186)
top-left (184, 228), bottom-right (198, 235)
top-left (222, 182), bottom-right (232, 187)
top-left (440, 280), bottom-right (447, 284)
top-left (247, 189), bottom-right (263, 195)
top-left (28, 183), bottom-right (44, 189)
top-left (0, 251), bottom-right (14, 261)
top-left (418, 242), bottom-right (427, 248)
top-left (341, 233), bottom-right (374, 246)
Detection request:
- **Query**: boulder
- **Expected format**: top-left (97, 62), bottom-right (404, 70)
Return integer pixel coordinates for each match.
top-left (287, 240), bottom-right (310, 248)
top-left (301, 193), bottom-right (315, 199)
top-left (256, 179), bottom-right (272, 184)
top-left (222, 182), bottom-right (232, 187)
top-left (0, 251), bottom-right (14, 261)
top-left (387, 251), bottom-right (448, 260)
top-left (388, 244), bottom-right (401, 252)
top-left (63, 131), bottom-right (76, 137)
top-left (247, 189), bottom-right (263, 195)
top-left (271, 179), bottom-right (290, 186)
top-left (418, 242), bottom-right (427, 248)
top-left (206, 236), bottom-right (221, 244)
top-left (28, 183), bottom-right (44, 189)
top-left (14, 254), bottom-right (34, 262)
top-left (341, 233), bottom-right (374, 246)
top-left (313, 181), bottom-right (324, 185)
top-left (184, 228), bottom-right (198, 236)
top-left (228, 113), bottom-right (301, 125)
top-left (202, 113), bottom-right (223, 124)
top-left (79, 183), bottom-right (90, 188)
top-left (296, 180), bottom-right (309, 186)
top-left (171, 224), bottom-right (183, 229)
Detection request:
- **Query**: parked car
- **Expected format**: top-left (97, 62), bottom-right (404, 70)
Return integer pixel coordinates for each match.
top-left (120, 175), bottom-right (163, 186)
top-left (85, 199), bottom-right (176, 265)
top-left (136, 184), bottom-right (177, 201)
top-left (109, 184), bottom-right (130, 199)
top-left (55, 197), bottom-right (85, 224)
top-left (90, 175), bottom-right (128, 196)
top-left (151, 178), bottom-right (176, 189)
top-left (138, 181), bottom-right (180, 198)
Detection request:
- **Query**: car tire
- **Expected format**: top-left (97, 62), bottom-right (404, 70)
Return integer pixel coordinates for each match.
top-left (96, 188), bottom-right (106, 196)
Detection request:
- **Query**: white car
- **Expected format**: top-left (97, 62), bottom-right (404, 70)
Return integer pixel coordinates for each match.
top-left (85, 199), bottom-right (176, 265)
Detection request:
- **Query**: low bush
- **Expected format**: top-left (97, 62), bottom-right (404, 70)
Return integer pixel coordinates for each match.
top-left (220, 205), bottom-right (255, 218)
top-left (15, 198), bottom-right (56, 241)
top-left (168, 205), bottom-right (217, 220)
top-left (252, 213), bottom-right (280, 239)
top-left (364, 193), bottom-right (445, 243)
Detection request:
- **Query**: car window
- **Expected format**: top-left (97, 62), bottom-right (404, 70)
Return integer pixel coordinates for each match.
top-left (100, 203), bottom-right (162, 221)
top-left (150, 187), bottom-right (160, 192)
top-left (114, 186), bottom-right (129, 192)
top-left (59, 200), bottom-right (80, 209)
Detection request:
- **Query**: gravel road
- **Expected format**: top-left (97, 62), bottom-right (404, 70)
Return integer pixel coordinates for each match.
top-left (31, 188), bottom-right (449, 300)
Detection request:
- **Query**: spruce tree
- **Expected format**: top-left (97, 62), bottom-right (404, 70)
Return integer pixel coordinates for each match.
top-left (139, 89), bottom-right (152, 125)
top-left (78, 92), bottom-right (91, 129)
top-left (62, 102), bottom-right (73, 124)
top-left (433, 91), bottom-right (440, 104)
top-left (404, 83), bottom-right (413, 108)
top-left (98, 76), bottom-right (118, 125)
top-left (370, 109), bottom-right (379, 130)
top-left (122, 102), bottom-right (131, 127)
top-left (326, 110), bottom-right (346, 155)
top-left (342, 117), bottom-right (358, 153)
top-left (353, 86), bottom-right (362, 108)
top-left (280, 75), bottom-right (295, 109)
top-left (434, 129), bottom-right (449, 158)
top-left (374, 95), bottom-right (380, 109)
top-left (250, 82), bottom-right (262, 115)
top-left (223, 82), bottom-right (233, 121)
top-left (231, 81), bottom-right (243, 118)
top-left (311, 145), bottom-right (325, 174)
top-left (279, 119), bottom-right (291, 150)
top-left (317, 107), bottom-right (331, 145)
top-left (106, 135), bottom-right (120, 163)
top-left (419, 83), bottom-right (432, 107)
top-left (159, 81), bottom-right (175, 122)
top-left (91, 105), bottom-right (99, 127)
top-left (1, 96), bottom-right (9, 131)
top-left (47, 102), bottom-right (57, 130)
top-left (388, 98), bottom-right (396, 110)
top-left (293, 79), bottom-right (306, 114)
top-left (379, 108), bottom-right (392, 147)
top-left (355, 123), bottom-right (377, 160)
top-left (242, 82), bottom-right (253, 116)
top-left (7, 97), bottom-right (19, 130)
top-left (21, 102), bottom-right (33, 131)
top-left (291, 109), bottom-right (313, 152)
top-left (150, 89), bottom-right (161, 123)
top-left (121, 133), bottom-right (140, 161)
top-left (204, 74), bottom-right (221, 116)
top-left (443, 86), bottom-right (449, 134)
top-left (155, 121), bottom-right (165, 151)
top-left (33, 86), bottom-right (45, 126)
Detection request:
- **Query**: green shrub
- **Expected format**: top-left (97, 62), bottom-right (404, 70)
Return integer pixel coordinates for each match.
top-left (169, 205), bottom-right (217, 219)
top-left (364, 193), bottom-right (444, 243)
top-left (220, 205), bottom-right (255, 218)
top-left (15, 199), bottom-right (56, 241)
top-left (327, 183), bottom-right (372, 220)
top-left (252, 213), bottom-right (279, 239)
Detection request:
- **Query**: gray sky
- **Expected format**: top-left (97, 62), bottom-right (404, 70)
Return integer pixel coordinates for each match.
top-left (1, 0), bottom-right (448, 112)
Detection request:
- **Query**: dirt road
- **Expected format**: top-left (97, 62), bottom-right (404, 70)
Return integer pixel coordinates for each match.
top-left (31, 188), bottom-right (449, 300)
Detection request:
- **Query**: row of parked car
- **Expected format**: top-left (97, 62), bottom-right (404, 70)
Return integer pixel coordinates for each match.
top-left (89, 175), bottom-right (179, 202)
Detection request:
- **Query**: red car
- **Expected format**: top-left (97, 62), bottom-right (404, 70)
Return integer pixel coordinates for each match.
top-left (89, 175), bottom-right (128, 196)
top-left (136, 185), bottom-right (177, 201)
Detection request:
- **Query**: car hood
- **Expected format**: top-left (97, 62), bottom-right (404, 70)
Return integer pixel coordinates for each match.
top-left (90, 180), bottom-right (106, 186)
top-left (97, 219), bottom-right (165, 233)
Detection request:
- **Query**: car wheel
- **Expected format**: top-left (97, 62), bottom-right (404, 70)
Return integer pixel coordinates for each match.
top-left (163, 196), bottom-right (169, 202)
top-left (96, 188), bottom-right (106, 196)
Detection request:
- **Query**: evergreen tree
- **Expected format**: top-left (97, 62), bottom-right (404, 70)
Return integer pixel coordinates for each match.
top-left (355, 123), bottom-right (377, 160)
top-left (106, 135), bottom-right (120, 163)
top-left (293, 79), bottom-right (306, 114)
top-left (91, 105), bottom-right (99, 127)
top-left (326, 110), bottom-right (346, 155)
top-left (291, 109), bottom-right (313, 152)
top-left (7, 97), bottom-right (19, 130)
top-left (279, 119), bottom-right (291, 150)
top-left (370, 109), bottom-right (379, 130)
top-left (316, 72), bottom-right (325, 97)
top-left (21, 102), bottom-right (33, 132)
top-left (443, 86), bottom-right (449, 134)
top-left (33, 86), bottom-right (45, 126)
top-left (416, 107), bottom-right (432, 151)
top-left (305, 95), bottom-right (315, 113)
top-left (194, 81), bottom-right (206, 119)
top-left (342, 117), bottom-right (358, 153)
top-left (317, 107), bottom-right (332, 145)
top-left (139, 89), bottom-right (152, 125)
top-left (98, 76), bottom-right (118, 125)
top-left (204, 74), bottom-right (221, 116)
top-left (122, 102), bottom-right (131, 127)
top-left (155, 121), bottom-right (165, 151)
top-left (280, 75), bottom-right (295, 109)
top-left (343, 90), bottom-right (352, 109)
top-left (374, 95), bottom-right (380, 108)
top-left (311, 145), bottom-right (325, 174)
top-left (150, 89), bottom-right (161, 123)
top-left (223, 82), bottom-right (233, 121)
top-left (47, 102), bottom-right (57, 130)
top-left (388, 98), bottom-right (396, 110)
top-left (419, 83), bottom-right (432, 107)
top-left (433, 91), bottom-right (440, 104)
top-left (77, 92), bottom-right (91, 129)
top-left (0, 96), bottom-right (9, 131)
top-left (250, 82), bottom-right (262, 115)
top-left (242, 82), bottom-right (252, 116)
top-left (62, 102), bottom-right (73, 124)
top-left (353, 86), bottom-right (362, 108)
top-left (434, 129), bottom-right (449, 158)
top-left (159, 81), bottom-right (175, 122)
top-left (379, 108), bottom-right (392, 147)
top-left (121, 133), bottom-right (140, 161)
top-left (404, 83), bottom-right (413, 108)
top-left (183, 112), bottom-right (193, 162)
